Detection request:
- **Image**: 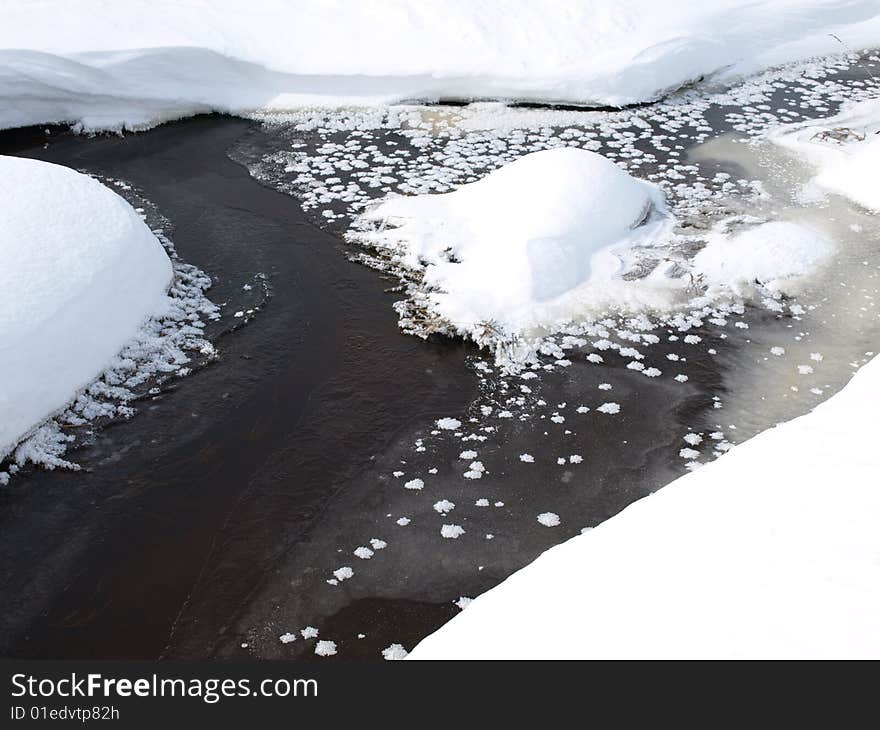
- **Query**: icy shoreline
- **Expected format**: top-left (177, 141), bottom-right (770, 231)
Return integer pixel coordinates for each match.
top-left (0, 168), bottom-right (220, 484)
top-left (410, 349), bottom-right (880, 659)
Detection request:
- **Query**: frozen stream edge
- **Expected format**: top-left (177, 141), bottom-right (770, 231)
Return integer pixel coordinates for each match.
top-left (0, 180), bottom-right (223, 485)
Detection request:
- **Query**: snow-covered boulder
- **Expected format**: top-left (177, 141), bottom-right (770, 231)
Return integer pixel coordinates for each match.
top-left (0, 156), bottom-right (173, 461)
top-left (356, 148), bottom-right (670, 336)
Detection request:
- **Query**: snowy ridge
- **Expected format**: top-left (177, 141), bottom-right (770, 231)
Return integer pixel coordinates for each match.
top-left (410, 352), bottom-right (880, 659)
top-left (3, 1), bottom-right (880, 131)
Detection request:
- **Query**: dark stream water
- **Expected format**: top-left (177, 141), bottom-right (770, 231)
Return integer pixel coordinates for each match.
top-left (0, 118), bottom-right (478, 658)
top-left (3, 55), bottom-right (877, 659)
top-left (0, 116), bottom-right (707, 659)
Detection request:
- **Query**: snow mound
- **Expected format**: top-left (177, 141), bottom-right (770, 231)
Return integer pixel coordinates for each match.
top-left (694, 221), bottom-right (832, 295)
top-left (0, 156), bottom-right (172, 461)
top-left (355, 148), bottom-right (671, 338)
top-left (772, 98), bottom-right (880, 211)
top-left (410, 354), bottom-right (880, 659)
top-left (3, 1), bottom-right (880, 130)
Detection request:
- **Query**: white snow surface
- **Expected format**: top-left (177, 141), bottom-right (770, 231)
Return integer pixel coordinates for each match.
top-left (3, 1), bottom-right (880, 131)
top-left (773, 98), bottom-right (880, 211)
top-left (411, 354), bottom-right (880, 659)
top-left (357, 148), bottom-right (672, 336)
top-left (694, 221), bottom-right (833, 295)
top-left (0, 156), bottom-right (172, 462)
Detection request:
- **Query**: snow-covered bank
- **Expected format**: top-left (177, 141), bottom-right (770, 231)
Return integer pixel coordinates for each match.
top-left (0, 156), bottom-right (172, 462)
top-left (772, 97), bottom-right (880, 211)
top-left (410, 352), bottom-right (880, 659)
top-left (3, 1), bottom-right (880, 131)
top-left (353, 148), bottom-right (673, 339)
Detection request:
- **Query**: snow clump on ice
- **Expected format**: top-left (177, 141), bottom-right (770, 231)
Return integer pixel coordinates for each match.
top-left (537, 512), bottom-right (561, 527)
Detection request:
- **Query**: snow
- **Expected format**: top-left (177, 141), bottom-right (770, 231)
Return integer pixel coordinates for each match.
top-left (694, 221), bottom-right (832, 296)
top-left (440, 524), bottom-right (465, 539)
top-left (0, 156), bottom-right (172, 462)
top-left (357, 148), bottom-right (671, 338)
top-left (433, 499), bottom-right (455, 515)
top-left (381, 643), bottom-right (409, 661)
top-left (278, 632), bottom-right (296, 644)
top-left (410, 355), bottom-right (880, 659)
top-left (3, 1), bottom-right (880, 131)
top-left (536, 512), bottom-right (561, 527)
top-left (435, 418), bottom-right (462, 431)
top-left (314, 640), bottom-right (337, 657)
top-left (773, 98), bottom-right (880, 211)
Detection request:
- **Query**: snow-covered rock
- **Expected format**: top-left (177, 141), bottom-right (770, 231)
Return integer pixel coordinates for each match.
top-left (356, 148), bottom-right (671, 337)
top-left (773, 98), bottom-right (880, 211)
top-left (3, 1), bottom-right (880, 131)
top-left (694, 221), bottom-right (832, 296)
top-left (410, 354), bottom-right (880, 659)
top-left (0, 156), bottom-right (172, 462)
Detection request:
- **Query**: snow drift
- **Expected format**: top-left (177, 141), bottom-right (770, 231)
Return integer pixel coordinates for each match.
top-left (773, 97), bottom-right (880, 211)
top-left (0, 156), bottom-right (173, 462)
top-left (410, 353), bottom-right (880, 659)
top-left (354, 148), bottom-right (672, 337)
top-left (3, 0), bottom-right (880, 131)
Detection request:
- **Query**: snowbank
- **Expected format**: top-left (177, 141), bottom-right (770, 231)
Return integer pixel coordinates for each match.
top-left (355, 148), bottom-right (672, 337)
top-left (694, 220), bottom-right (833, 295)
top-left (410, 353), bottom-right (880, 659)
top-left (0, 156), bottom-right (172, 462)
top-left (773, 98), bottom-right (880, 211)
top-left (2, 1), bottom-right (880, 130)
